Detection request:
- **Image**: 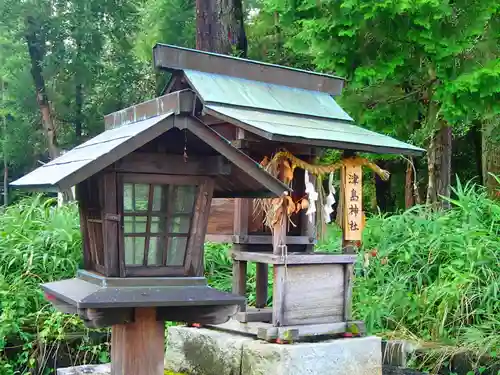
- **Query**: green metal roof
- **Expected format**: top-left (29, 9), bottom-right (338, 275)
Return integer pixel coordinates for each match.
top-left (184, 69), bottom-right (353, 121)
top-left (184, 70), bottom-right (424, 156)
top-left (205, 104), bottom-right (425, 156)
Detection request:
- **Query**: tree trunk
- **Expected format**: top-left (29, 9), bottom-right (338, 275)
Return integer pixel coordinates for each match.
top-left (25, 16), bottom-right (60, 160)
top-left (375, 160), bottom-right (393, 212)
top-left (482, 118), bottom-right (500, 199)
top-left (404, 158), bottom-right (414, 209)
top-left (471, 121), bottom-right (483, 185)
top-left (75, 82), bottom-right (83, 144)
top-left (75, 38), bottom-right (83, 144)
top-left (26, 16), bottom-right (74, 203)
top-left (196, 0), bottom-right (248, 57)
top-left (426, 123), bottom-right (452, 208)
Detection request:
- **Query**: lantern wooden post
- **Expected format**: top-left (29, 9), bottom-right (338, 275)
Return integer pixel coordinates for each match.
top-left (111, 308), bottom-right (164, 375)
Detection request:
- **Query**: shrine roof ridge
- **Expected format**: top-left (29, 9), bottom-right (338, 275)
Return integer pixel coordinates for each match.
top-left (153, 44), bottom-right (345, 95)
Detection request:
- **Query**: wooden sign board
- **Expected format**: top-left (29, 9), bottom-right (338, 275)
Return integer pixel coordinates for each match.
top-left (343, 160), bottom-right (363, 241)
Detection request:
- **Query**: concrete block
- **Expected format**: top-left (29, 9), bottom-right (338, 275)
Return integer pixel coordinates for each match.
top-left (57, 364), bottom-right (110, 375)
top-left (164, 326), bottom-right (382, 375)
top-left (165, 326), bottom-right (254, 375)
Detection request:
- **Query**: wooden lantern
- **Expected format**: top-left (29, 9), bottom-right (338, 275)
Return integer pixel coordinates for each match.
top-left (11, 88), bottom-right (290, 374)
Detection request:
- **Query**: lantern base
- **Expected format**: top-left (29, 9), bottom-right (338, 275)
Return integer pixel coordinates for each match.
top-left (42, 270), bottom-right (245, 328)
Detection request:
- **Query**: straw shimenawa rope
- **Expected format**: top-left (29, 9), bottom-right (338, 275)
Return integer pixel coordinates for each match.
top-left (256, 150), bottom-right (391, 240)
top-left (269, 151), bottom-right (391, 181)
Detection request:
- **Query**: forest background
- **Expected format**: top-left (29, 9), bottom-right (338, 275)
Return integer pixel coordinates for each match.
top-left (0, 0), bottom-right (498, 206)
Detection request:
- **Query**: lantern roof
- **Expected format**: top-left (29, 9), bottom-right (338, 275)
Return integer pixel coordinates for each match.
top-left (10, 90), bottom-right (290, 198)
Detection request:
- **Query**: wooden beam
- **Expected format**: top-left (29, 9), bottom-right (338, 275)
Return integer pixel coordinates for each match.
top-left (102, 172), bottom-right (119, 277)
top-left (75, 182), bottom-right (92, 270)
top-left (104, 90), bottom-right (194, 130)
top-left (272, 265), bottom-right (285, 327)
top-left (205, 234), bottom-right (233, 243)
top-left (153, 44), bottom-right (345, 95)
top-left (211, 320), bottom-right (365, 342)
top-left (257, 321), bottom-right (366, 342)
top-left (231, 139), bottom-right (317, 156)
top-left (255, 263), bottom-right (269, 308)
top-left (114, 153), bottom-right (231, 176)
top-left (185, 178), bottom-right (215, 277)
top-left (177, 116), bottom-right (290, 197)
top-left (341, 151), bottom-right (357, 322)
top-left (204, 234), bottom-right (314, 245)
top-left (232, 260), bottom-right (247, 298)
top-left (233, 235), bottom-right (314, 245)
top-left (235, 307), bottom-right (272, 323)
top-left (231, 250), bottom-right (356, 265)
top-left (111, 308), bottom-right (164, 375)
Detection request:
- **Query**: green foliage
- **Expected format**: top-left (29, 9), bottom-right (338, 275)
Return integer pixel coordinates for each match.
top-left (0, 0), bottom-right (154, 183)
top-left (135, 0), bottom-right (195, 62)
top-left (0, 195), bottom-right (108, 374)
top-left (249, 0), bottom-right (500, 203)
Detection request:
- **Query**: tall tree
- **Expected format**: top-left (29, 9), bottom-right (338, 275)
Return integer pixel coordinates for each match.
top-left (253, 0), bottom-right (499, 207)
top-left (196, 0), bottom-right (248, 56)
top-left (25, 14), bottom-right (60, 160)
top-left (0, 0), bottom-right (150, 185)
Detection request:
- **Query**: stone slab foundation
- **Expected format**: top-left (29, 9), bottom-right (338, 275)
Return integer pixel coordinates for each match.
top-left (165, 326), bottom-right (382, 375)
top-left (57, 326), bottom-right (383, 375)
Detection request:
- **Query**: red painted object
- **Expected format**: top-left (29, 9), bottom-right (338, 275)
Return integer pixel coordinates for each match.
top-left (276, 338), bottom-right (291, 345)
top-left (45, 293), bottom-right (56, 301)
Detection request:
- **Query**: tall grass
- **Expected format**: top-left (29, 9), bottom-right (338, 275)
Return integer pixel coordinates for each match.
top-left (355, 179), bottom-right (499, 370)
top-left (0, 178), bottom-right (498, 374)
top-left (0, 196), bottom-right (107, 374)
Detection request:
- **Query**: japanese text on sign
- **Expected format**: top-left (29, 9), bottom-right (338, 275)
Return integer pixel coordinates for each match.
top-left (343, 161), bottom-right (363, 241)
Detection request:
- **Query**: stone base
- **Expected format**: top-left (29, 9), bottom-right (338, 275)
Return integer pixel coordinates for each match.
top-left (165, 326), bottom-right (382, 375)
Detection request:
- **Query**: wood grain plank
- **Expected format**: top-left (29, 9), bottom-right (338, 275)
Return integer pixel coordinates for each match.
top-left (111, 308), bottom-right (164, 375)
top-left (280, 264), bottom-right (345, 326)
top-left (184, 178), bottom-right (215, 276)
top-left (114, 153), bottom-right (231, 176)
top-left (230, 251), bottom-right (356, 265)
top-left (272, 265), bottom-right (286, 326)
top-left (232, 260), bottom-right (247, 297)
top-left (102, 172), bottom-right (119, 277)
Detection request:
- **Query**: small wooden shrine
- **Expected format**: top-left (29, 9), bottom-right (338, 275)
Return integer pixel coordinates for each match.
top-left (150, 45), bottom-right (423, 342)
